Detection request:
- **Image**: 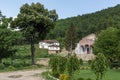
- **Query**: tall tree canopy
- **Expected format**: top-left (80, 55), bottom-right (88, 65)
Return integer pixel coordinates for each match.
top-left (0, 11), bottom-right (17, 63)
top-left (11, 3), bottom-right (58, 65)
top-left (94, 27), bottom-right (120, 67)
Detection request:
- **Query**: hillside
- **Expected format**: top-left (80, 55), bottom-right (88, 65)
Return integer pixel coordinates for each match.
top-left (47, 4), bottom-right (120, 41)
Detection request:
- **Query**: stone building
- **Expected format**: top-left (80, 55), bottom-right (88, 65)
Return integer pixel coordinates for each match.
top-left (75, 34), bottom-right (96, 60)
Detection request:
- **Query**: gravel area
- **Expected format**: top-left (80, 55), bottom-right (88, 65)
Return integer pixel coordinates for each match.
top-left (0, 68), bottom-right (46, 80)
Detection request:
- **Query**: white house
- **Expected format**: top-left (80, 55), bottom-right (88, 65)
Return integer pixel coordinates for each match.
top-left (39, 40), bottom-right (60, 53)
top-left (75, 34), bottom-right (96, 60)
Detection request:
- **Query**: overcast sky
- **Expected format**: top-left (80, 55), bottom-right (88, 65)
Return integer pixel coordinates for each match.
top-left (0, 0), bottom-right (120, 19)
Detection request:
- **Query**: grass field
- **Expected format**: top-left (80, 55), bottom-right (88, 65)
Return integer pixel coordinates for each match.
top-left (72, 69), bottom-right (120, 80)
top-left (0, 44), bottom-right (52, 71)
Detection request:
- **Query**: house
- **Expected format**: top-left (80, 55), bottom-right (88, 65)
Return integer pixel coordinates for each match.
top-left (39, 40), bottom-right (60, 54)
top-left (75, 34), bottom-right (96, 60)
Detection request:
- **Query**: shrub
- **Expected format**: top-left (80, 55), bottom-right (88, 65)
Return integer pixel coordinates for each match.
top-left (91, 53), bottom-right (108, 80)
top-left (81, 66), bottom-right (89, 70)
top-left (86, 78), bottom-right (92, 80)
top-left (77, 77), bottom-right (85, 80)
top-left (88, 60), bottom-right (92, 65)
top-left (49, 56), bottom-right (67, 78)
top-left (59, 74), bottom-right (69, 80)
top-left (66, 54), bottom-right (80, 76)
top-left (52, 71), bottom-right (59, 78)
top-left (79, 59), bottom-right (83, 65)
top-left (0, 63), bottom-right (5, 69)
top-left (49, 55), bottom-right (80, 78)
top-left (7, 66), bottom-right (15, 70)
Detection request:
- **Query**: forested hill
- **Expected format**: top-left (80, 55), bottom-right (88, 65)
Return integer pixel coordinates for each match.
top-left (47, 4), bottom-right (120, 41)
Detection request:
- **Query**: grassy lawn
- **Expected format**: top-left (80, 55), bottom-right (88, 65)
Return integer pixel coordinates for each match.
top-left (72, 69), bottom-right (120, 80)
top-left (0, 44), bottom-right (53, 71)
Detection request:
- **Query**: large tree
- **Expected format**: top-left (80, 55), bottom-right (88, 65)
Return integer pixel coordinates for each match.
top-left (65, 23), bottom-right (77, 55)
top-left (0, 12), bottom-right (17, 63)
top-left (11, 3), bottom-right (58, 65)
top-left (94, 27), bottom-right (120, 67)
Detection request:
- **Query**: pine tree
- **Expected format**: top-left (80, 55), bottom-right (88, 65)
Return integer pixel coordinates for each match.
top-left (65, 23), bottom-right (77, 56)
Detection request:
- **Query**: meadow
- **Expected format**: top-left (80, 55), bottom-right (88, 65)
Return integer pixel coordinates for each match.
top-left (0, 44), bottom-right (52, 71)
top-left (72, 69), bottom-right (120, 80)
top-left (42, 69), bottom-right (120, 80)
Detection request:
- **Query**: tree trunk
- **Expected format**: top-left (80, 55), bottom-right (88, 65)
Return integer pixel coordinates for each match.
top-left (30, 35), bottom-right (35, 65)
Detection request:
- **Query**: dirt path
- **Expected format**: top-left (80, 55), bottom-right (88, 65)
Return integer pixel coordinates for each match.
top-left (0, 68), bottom-right (47, 80)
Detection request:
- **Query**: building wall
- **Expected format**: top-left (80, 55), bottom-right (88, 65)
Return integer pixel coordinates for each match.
top-left (39, 41), bottom-right (60, 52)
top-left (48, 46), bottom-right (60, 51)
top-left (39, 42), bottom-right (49, 49)
top-left (75, 34), bottom-right (96, 60)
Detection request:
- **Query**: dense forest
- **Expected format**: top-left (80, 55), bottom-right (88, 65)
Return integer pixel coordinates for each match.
top-left (46, 4), bottom-right (120, 47)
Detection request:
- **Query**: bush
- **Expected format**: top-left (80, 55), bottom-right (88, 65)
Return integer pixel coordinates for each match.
top-left (77, 77), bottom-right (85, 80)
top-left (110, 61), bottom-right (120, 69)
top-left (81, 66), bottom-right (89, 70)
top-left (49, 56), bottom-right (67, 78)
top-left (67, 54), bottom-right (80, 76)
top-left (86, 78), bottom-right (92, 80)
top-left (79, 59), bottom-right (83, 65)
top-left (2, 58), bottom-right (11, 67)
top-left (59, 74), bottom-right (69, 80)
top-left (52, 71), bottom-right (59, 78)
top-left (49, 55), bottom-right (80, 78)
top-left (7, 66), bottom-right (15, 70)
top-left (88, 60), bottom-right (92, 65)
top-left (0, 63), bottom-right (5, 69)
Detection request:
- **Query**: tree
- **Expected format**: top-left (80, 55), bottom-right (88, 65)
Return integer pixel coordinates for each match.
top-left (49, 56), bottom-right (67, 78)
top-left (49, 55), bottom-right (80, 78)
top-left (65, 23), bottom-right (77, 55)
top-left (94, 27), bottom-right (120, 67)
top-left (66, 54), bottom-right (80, 76)
top-left (91, 53), bottom-right (108, 80)
top-left (0, 12), bottom-right (17, 63)
top-left (11, 3), bottom-right (58, 65)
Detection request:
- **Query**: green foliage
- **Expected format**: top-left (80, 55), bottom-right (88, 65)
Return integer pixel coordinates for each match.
top-left (58, 56), bottom-right (67, 74)
top-left (0, 63), bottom-right (5, 69)
top-left (72, 69), bottom-right (120, 80)
top-left (66, 54), bottom-right (80, 76)
top-left (59, 74), bottom-right (69, 80)
top-left (77, 77), bottom-right (85, 80)
top-left (91, 53), bottom-right (108, 80)
top-left (0, 13), bottom-right (17, 63)
top-left (86, 78), bottom-right (92, 80)
top-left (49, 56), bottom-right (67, 78)
top-left (94, 27), bottom-right (120, 68)
top-left (49, 55), bottom-right (80, 78)
top-left (47, 4), bottom-right (120, 47)
top-left (7, 66), bottom-right (15, 70)
top-left (49, 56), bottom-right (59, 77)
top-left (65, 23), bottom-right (77, 53)
top-left (79, 59), bottom-right (83, 65)
top-left (88, 60), bottom-right (92, 65)
top-left (11, 2), bottom-right (58, 65)
top-left (0, 44), bottom-right (48, 71)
